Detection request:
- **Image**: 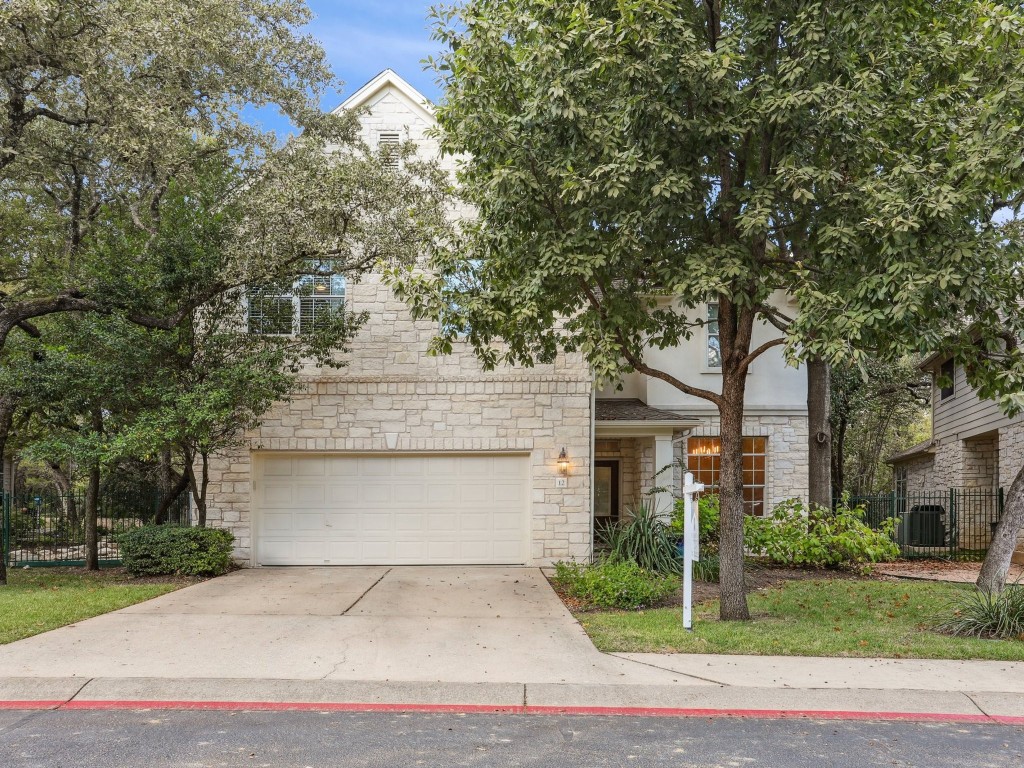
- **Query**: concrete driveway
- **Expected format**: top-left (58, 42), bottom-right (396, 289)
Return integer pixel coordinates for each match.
top-left (0, 567), bottom-right (684, 685)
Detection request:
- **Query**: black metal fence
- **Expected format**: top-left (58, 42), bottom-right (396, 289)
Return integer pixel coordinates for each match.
top-left (845, 488), bottom-right (1003, 559)
top-left (2, 490), bottom-right (190, 568)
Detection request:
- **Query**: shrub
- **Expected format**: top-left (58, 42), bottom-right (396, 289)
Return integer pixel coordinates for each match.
top-left (553, 559), bottom-right (679, 610)
top-left (670, 494), bottom-right (721, 553)
top-left (935, 586), bottom-right (1024, 640)
top-left (692, 553), bottom-right (720, 583)
top-left (118, 526), bottom-right (234, 577)
top-left (744, 499), bottom-right (899, 569)
top-left (606, 499), bottom-right (680, 574)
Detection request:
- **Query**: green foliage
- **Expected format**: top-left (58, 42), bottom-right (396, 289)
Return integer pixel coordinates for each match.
top-left (553, 559), bottom-right (679, 610)
top-left (605, 499), bottom-right (681, 574)
top-left (0, 570), bottom-right (184, 645)
top-left (936, 586), bottom-right (1024, 641)
top-left (744, 500), bottom-right (900, 569)
top-left (692, 554), bottom-right (721, 584)
top-left (118, 526), bottom-right (234, 577)
top-left (391, 0), bottom-right (1024, 618)
top-left (576, 580), bottom-right (1024, 660)
top-left (830, 357), bottom-right (931, 496)
top-left (670, 494), bottom-right (721, 554)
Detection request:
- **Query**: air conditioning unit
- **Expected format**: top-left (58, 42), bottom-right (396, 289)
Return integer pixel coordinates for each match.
top-left (898, 505), bottom-right (945, 547)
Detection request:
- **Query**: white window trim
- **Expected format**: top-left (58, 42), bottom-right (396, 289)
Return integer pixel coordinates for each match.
top-left (701, 301), bottom-right (722, 374)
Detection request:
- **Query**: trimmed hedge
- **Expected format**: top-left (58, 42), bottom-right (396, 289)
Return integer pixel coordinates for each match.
top-left (118, 526), bottom-right (234, 577)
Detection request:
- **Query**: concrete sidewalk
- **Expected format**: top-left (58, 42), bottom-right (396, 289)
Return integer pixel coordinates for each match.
top-left (0, 674), bottom-right (1022, 723)
top-left (0, 566), bottom-right (1022, 722)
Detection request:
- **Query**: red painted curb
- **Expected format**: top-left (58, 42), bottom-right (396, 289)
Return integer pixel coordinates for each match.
top-left (992, 715), bottom-right (1024, 726)
top-left (0, 701), bottom-right (62, 710)
top-left (0, 699), bottom-right (1011, 724)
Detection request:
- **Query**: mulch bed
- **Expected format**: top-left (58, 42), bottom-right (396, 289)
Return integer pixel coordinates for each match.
top-left (876, 559), bottom-right (1024, 584)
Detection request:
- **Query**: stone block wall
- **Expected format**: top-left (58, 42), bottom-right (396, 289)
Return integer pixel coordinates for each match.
top-left (897, 454), bottom-right (936, 492)
top-left (205, 273), bottom-right (594, 566)
top-left (680, 413), bottom-right (809, 511)
top-left (962, 434), bottom-right (999, 490)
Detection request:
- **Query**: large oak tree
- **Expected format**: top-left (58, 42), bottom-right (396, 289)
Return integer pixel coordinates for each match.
top-left (389, 0), bottom-right (1024, 619)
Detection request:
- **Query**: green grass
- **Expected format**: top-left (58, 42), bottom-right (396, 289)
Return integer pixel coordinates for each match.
top-left (0, 569), bottom-right (188, 645)
top-left (578, 579), bottom-right (1024, 660)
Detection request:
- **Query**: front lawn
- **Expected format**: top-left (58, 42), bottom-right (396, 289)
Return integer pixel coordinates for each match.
top-left (0, 569), bottom-right (195, 645)
top-left (578, 579), bottom-right (1024, 660)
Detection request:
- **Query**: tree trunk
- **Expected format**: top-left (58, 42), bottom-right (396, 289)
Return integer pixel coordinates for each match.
top-left (155, 469), bottom-right (190, 525)
top-left (807, 359), bottom-right (832, 510)
top-left (718, 379), bottom-right (751, 621)
top-left (977, 463), bottom-right (1024, 594)
top-left (186, 451), bottom-right (210, 528)
top-left (45, 461), bottom-right (78, 528)
top-left (712, 296), bottom-right (756, 621)
top-left (84, 463), bottom-right (101, 571)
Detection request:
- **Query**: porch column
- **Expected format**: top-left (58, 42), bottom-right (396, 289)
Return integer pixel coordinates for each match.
top-left (654, 434), bottom-right (676, 519)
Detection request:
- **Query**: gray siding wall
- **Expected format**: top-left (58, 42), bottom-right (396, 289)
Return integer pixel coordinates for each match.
top-left (933, 363), bottom-right (1021, 443)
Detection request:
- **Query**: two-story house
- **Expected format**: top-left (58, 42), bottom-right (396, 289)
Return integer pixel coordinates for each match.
top-left (889, 353), bottom-right (1024, 563)
top-left (202, 70), bottom-right (809, 567)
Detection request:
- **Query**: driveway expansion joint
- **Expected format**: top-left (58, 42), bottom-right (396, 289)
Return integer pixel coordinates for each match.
top-left (608, 653), bottom-right (731, 687)
top-left (340, 568), bottom-right (391, 615)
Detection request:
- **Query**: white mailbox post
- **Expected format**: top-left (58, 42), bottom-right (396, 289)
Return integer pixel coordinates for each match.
top-left (682, 471), bottom-right (705, 630)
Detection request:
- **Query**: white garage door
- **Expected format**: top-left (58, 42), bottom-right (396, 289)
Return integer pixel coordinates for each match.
top-left (253, 453), bottom-right (530, 565)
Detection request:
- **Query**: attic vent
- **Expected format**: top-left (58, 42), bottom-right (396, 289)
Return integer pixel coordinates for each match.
top-left (378, 132), bottom-right (400, 169)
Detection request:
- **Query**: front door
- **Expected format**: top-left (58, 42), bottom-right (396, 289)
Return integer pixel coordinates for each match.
top-left (594, 460), bottom-right (620, 538)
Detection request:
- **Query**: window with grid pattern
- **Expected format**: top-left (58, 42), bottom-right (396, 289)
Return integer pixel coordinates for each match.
top-left (247, 274), bottom-right (345, 335)
top-left (297, 275), bottom-right (345, 333)
top-left (247, 286), bottom-right (294, 335)
top-left (686, 436), bottom-right (767, 515)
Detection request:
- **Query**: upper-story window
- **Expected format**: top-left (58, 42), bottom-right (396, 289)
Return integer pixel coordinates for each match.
top-left (248, 274), bottom-right (346, 335)
top-left (378, 132), bottom-right (401, 169)
top-left (939, 357), bottom-right (955, 400)
top-left (706, 302), bottom-right (721, 368)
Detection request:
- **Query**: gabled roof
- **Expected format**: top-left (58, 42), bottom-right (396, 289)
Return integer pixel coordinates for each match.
top-left (887, 440), bottom-right (936, 464)
top-left (595, 399), bottom-right (696, 424)
top-left (331, 69), bottom-right (435, 124)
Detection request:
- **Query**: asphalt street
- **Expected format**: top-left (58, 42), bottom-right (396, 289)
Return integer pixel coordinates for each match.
top-left (0, 709), bottom-right (1022, 768)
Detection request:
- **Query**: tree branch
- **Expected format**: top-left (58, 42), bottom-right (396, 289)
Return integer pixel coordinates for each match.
top-left (738, 336), bottom-right (786, 372)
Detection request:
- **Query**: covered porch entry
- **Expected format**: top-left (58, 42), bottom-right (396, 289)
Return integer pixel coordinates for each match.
top-left (593, 399), bottom-right (701, 533)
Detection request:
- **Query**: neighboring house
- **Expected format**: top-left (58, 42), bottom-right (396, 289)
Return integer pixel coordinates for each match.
top-left (202, 70), bottom-right (809, 567)
top-left (889, 353), bottom-right (1024, 563)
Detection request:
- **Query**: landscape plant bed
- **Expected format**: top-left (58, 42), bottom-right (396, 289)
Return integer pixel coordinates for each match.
top-left (0, 568), bottom-right (201, 645)
top-left (549, 562), bottom-right (862, 613)
top-left (571, 578), bottom-right (1024, 660)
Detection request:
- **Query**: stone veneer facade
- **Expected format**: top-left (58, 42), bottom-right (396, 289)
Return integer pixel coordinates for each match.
top-left (679, 414), bottom-right (810, 509)
top-left (204, 274), bottom-right (594, 566)
top-left (896, 423), bottom-right (1024, 559)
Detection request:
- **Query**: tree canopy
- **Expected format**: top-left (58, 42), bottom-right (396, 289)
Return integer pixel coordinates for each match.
top-left (389, 0), bottom-right (1024, 619)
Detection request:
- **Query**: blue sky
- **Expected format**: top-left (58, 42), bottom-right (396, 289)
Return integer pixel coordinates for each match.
top-left (257, 1), bottom-right (443, 137)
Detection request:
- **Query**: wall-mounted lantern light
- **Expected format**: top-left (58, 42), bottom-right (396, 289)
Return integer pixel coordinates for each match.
top-left (557, 447), bottom-right (570, 476)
